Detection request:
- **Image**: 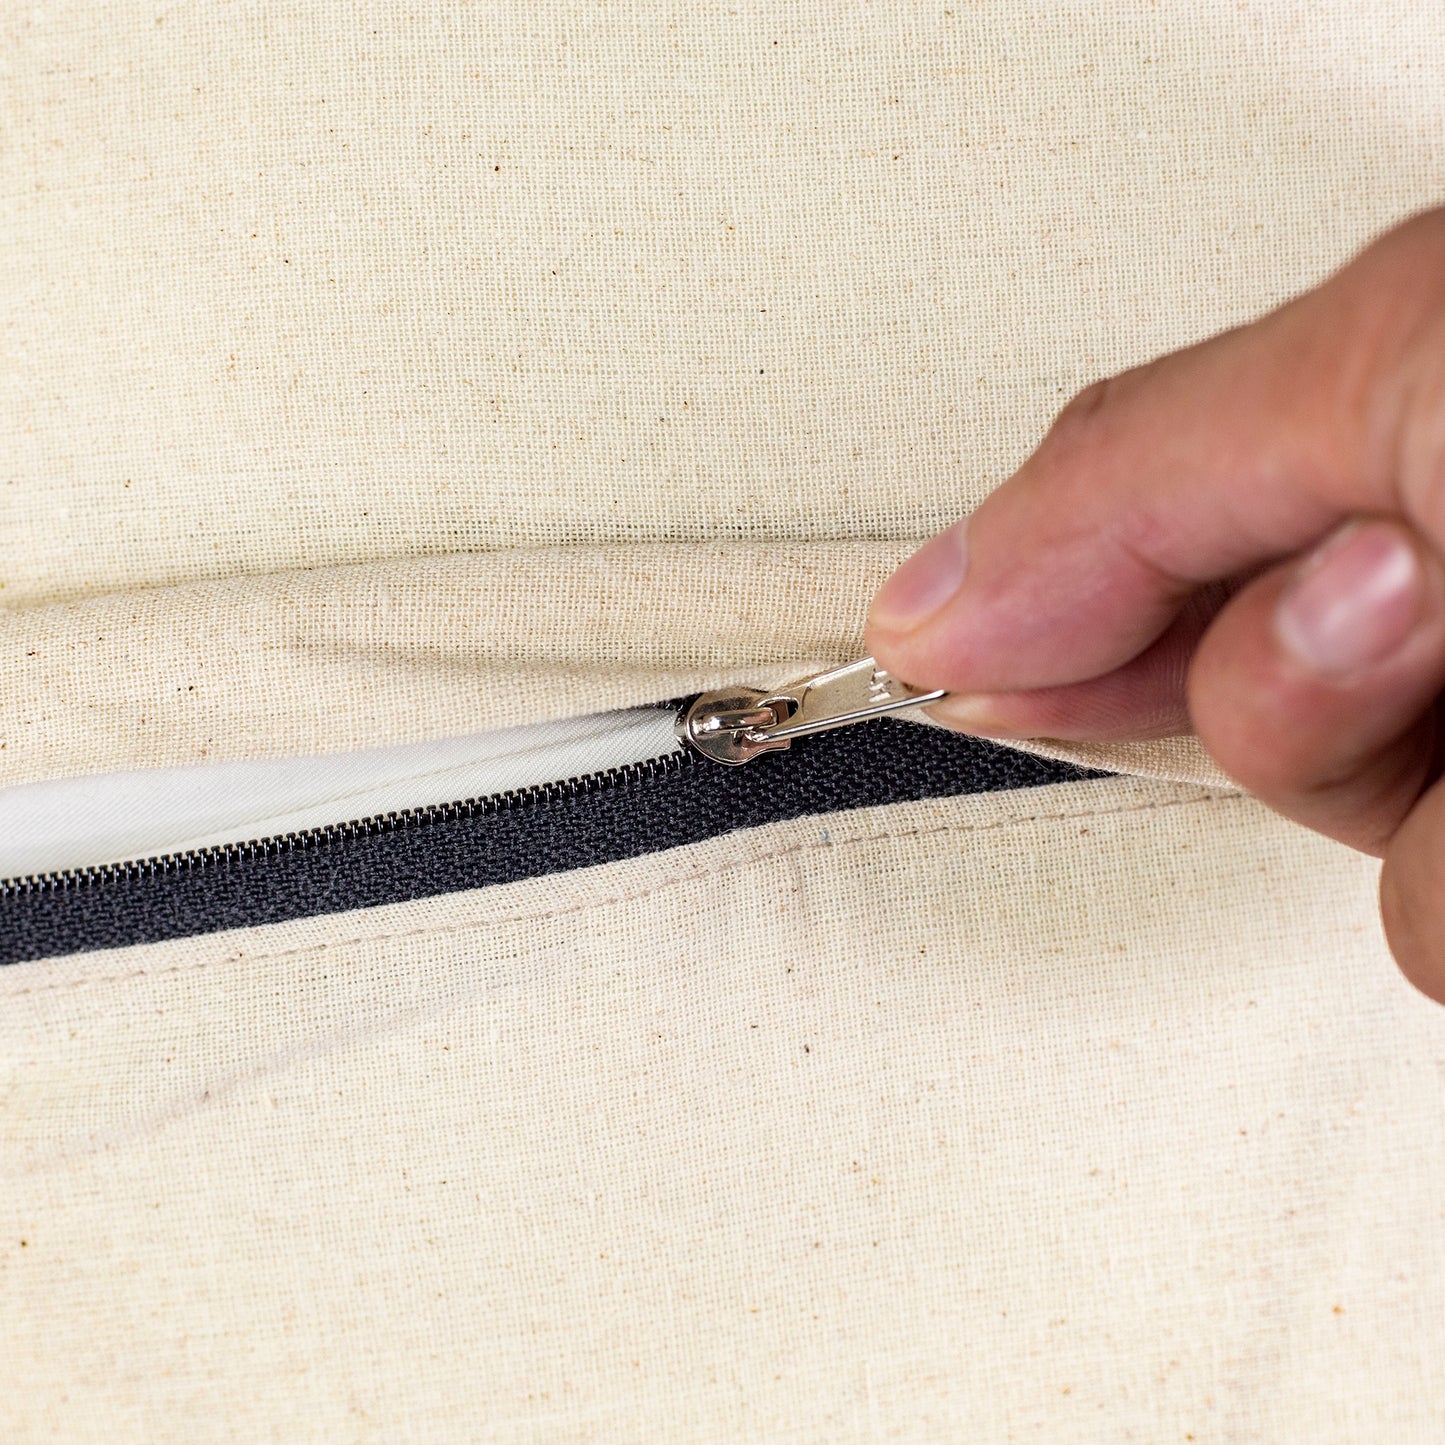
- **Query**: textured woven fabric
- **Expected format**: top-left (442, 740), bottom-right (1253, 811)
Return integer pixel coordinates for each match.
top-left (3, 1), bottom-right (1445, 788)
top-left (4, 4), bottom-right (1445, 1440)
top-left (4, 0), bottom-right (1443, 611)
top-left (0, 542), bottom-right (1228, 789)
top-left (5, 777), bottom-right (1442, 1439)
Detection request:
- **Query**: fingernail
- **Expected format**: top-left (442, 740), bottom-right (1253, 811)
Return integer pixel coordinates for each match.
top-left (1274, 521), bottom-right (1423, 676)
top-left (926, 693), bottom-right (1021, 736)
top-left (869, 520), bottom-right (969, 632)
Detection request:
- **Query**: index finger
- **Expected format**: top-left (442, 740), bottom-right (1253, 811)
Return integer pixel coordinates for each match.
top-left (865, 207), bottom-right (1445, 696)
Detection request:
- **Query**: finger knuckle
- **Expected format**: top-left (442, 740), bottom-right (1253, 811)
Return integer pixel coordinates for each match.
top-left (1397, 312), bottom-right (1445, 532)
top-left (1185, 664), bottom-right (1292, 796)
top-left (1380, 831), bottom-right (1445, 1004)
top-left (1043, 376), bottom-right (1119, 456)
top-left (1361, 204), bottom-right (1445, 277)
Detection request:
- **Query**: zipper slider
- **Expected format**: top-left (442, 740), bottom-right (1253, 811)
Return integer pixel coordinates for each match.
top-left (677, 657), bottom-right (946, 766)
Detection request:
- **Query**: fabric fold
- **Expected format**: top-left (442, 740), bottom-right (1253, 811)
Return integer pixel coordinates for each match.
top-left (0, 541), bottom-right (1228, 791)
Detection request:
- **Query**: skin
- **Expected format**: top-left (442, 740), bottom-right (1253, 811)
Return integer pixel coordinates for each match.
top-left (864, 205), bottom-right (1445, 1003)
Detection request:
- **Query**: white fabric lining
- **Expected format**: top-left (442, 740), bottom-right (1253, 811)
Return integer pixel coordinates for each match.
top-left (0, 706), bottom-right (681, 880)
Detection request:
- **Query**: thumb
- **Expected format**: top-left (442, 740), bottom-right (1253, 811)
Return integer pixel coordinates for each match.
top-left (865, 208), bottom-right (1445, 707)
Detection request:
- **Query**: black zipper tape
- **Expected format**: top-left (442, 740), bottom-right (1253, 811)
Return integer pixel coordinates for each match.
top-left (1, 717), bottom-right (1105, 964)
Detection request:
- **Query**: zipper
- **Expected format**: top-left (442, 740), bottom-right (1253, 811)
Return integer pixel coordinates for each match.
top-left (678, 657), bottom-right (945, 765)
top-left (0, 704), bottom-right (688, 882)
top-left (1, 658), bottom-right (1098, 963)
top-left (1, 748), bottom-right (694, 900)
top-left (0, 658), bottom-right (942, 885)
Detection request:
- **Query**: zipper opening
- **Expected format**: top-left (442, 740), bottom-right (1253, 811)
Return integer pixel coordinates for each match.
top-left (0, 658), bottom-right (1105, 963)
top-left (0, 658), bottom-right (947, 891)
top-left (1, 701), bottom-right (1105, 965)
top-left (2, 745), bottom-right (696, 900)
top-left (0, 701), bottom-right (691, 888)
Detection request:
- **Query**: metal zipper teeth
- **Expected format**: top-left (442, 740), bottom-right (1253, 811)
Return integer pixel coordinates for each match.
top-left (0, 747), bottom-right (695, 899)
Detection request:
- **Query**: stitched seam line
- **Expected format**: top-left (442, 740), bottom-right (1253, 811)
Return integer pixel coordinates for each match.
top-left (5, 789), bottom-right (1231, 997)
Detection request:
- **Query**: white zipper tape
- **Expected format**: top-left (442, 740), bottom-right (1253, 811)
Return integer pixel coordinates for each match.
top-left (0, 706), bottom-right (682, 880)
top-left (1, 656), bottom-right (946, 881)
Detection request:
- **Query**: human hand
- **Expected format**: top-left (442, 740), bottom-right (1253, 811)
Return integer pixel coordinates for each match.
top-left (865, 208), bottom-right (1445, 1002)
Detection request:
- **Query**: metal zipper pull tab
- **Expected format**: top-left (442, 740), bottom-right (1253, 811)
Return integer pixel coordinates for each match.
top-left (677, 657), bottom-right (946, 766)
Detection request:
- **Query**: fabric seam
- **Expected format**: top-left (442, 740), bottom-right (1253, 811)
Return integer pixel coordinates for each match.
top-left (4, 788), bottom-right (1231, 997)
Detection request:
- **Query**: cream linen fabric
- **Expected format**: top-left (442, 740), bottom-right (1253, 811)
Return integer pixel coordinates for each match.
top-left (0, 541), bottom-right (1229, 790)
top-left (5, 777), bottom-right (1444, 1439)
top-left (5, 4), bottom-right (1445, 1442)
top-left (3, 1), bottom-right (1445, 786)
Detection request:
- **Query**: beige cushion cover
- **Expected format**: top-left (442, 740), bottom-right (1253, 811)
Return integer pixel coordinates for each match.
top-left (5, 779), bottom-right (1442, 1439)
top-left (3, 3), bottom-right (1444, 1438)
